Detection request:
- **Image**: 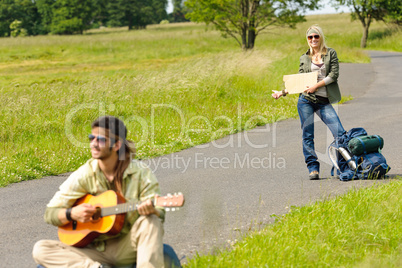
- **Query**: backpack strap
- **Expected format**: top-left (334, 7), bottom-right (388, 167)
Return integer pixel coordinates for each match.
top-left (366, 152), bottom-right (377, 167)
top-left (356, 137), bottom-right (367, 154)
top-left (374, 135), bottom-right (383, 153)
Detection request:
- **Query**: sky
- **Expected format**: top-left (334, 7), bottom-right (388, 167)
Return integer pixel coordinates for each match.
top-left (303, 0), bottom-right (351, 15)
top-left (166, 0), bottom-right (351, 15)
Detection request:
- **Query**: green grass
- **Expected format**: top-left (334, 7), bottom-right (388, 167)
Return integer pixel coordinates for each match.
top-left (185, 178), bottom-right (402, 268)
top-left (1, 13), bottom-right (401, 268)
top-left (0, 14), bottom-right (401, 186)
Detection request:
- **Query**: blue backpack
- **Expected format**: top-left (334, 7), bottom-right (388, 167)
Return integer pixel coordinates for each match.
top-left (328, 128), bottom-right (391, 181)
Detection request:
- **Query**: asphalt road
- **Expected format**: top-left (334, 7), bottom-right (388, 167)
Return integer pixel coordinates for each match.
top-left (1, 51), bottom-right (401, 267)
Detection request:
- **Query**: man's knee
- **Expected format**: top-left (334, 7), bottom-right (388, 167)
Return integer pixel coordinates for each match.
top-left (136, 215), bottom-right (163, 229)
top-left (147, 214), bottom-right (163, 226)
top-left (131, 215), bottom-right (164, 243)
top-left (32, 240), bottom-right (50, 264)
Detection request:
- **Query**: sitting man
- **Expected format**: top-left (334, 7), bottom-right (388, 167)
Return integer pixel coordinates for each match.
top-left (33, 115), bottom-right (165, 268)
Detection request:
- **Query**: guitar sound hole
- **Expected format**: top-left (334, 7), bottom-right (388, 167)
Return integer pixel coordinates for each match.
top-left (92, 207), bottom-right (102, 221)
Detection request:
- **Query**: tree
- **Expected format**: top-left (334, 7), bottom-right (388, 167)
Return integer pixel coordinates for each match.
top-left (150, 0), bottom-right (168, 24)
top-left (185, 0), bottom-right (319, 50)
top-left (383, 0), bottom-right (401, 25)
top-left (36, 0), bottom-right (55, 33)
top-left (91, 0), bottom-right (110, 27)
top-left (0, 0), bottom-right (41, 37)
top-left (334, 0), bottom-right (402, 48)
top-left (107, 0), bottom-right (167, 29)
top-left (50, 0), bottom-right (93, 34)
top-left (17, 0), bottom-right (43, 35)
top-left (172, 0), bottom-right (189, 22)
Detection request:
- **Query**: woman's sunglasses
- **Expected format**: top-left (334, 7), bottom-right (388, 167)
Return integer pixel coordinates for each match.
top-left (308, 35), bottom-right (320, 40)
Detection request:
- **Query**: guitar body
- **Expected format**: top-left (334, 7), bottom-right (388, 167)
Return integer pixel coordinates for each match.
top-left (58, 190), bottom-right (184, 248)
top-left (58, 190), bottom-right (126, 248)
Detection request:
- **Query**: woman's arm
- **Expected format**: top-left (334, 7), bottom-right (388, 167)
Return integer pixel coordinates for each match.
top-left (305, 80), bottom-right (326, 94)
top-left (326, 48), bottom-right (339, 81)
top-left (305, 48), bottom-right (338, 93)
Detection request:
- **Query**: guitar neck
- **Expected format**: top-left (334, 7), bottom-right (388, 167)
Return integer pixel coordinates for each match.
top-left (101, 202), bottom-right (139, 217)
top-left (100, 193), bottom-right (184, 217)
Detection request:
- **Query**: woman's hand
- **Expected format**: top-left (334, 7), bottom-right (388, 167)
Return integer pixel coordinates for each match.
top-left (305, 79), bottom-right (326, 94)
top-left (304, 85), bottom-right (317, 94)
top-left (272, 90), bottom-right (283, 99)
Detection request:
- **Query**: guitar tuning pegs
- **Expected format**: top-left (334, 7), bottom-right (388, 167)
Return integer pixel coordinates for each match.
top-left (178, 192), bottom-right (183, 195)
top-left (165, 208), bottom-right (170, 212)
top-left (171, 208), bottom-right (176, 212)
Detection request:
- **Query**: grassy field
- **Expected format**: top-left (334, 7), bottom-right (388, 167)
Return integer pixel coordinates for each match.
top-left (1, 12), bottom-right (401, 268)
top-left (185, 179), bottom-right (402, 267)
top-left (0, 13), bottom-right (401, 187)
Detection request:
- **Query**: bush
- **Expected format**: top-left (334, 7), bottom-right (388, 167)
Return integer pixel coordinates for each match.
top-left (90, 22), bottom-right (100, 29)
top-left (10, 20), bottom-right (27, 37)
top-left (51, 18), bottom-right (83, 35)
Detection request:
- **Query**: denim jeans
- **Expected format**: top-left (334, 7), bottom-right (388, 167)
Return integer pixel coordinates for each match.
top-left (297, 94), bottom-right (345, 173)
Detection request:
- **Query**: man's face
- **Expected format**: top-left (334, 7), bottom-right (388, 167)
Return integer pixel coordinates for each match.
top-left (90, 127), bottom-right (116, 160)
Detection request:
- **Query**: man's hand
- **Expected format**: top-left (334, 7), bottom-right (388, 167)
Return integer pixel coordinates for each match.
top-left (71, 203), bottom-right (97, 223)
top-left (137, 198), bottom-right (160, 217)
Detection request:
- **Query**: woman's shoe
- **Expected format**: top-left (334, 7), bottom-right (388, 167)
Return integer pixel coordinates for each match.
top-left (309, 170), bottom-right (319, 180)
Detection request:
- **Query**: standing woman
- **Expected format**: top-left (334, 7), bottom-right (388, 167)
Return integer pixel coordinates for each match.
top-left (272, 25), bottom-right (345, 180)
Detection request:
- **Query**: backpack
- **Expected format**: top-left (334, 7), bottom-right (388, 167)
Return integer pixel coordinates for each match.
top-left (348, 135), bottom-right (384, 156)
top-left (328, 128), bottom-right (391, 181)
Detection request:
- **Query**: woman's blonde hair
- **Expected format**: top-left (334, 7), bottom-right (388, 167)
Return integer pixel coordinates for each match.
top-left (306, 25), bottom-right (328, 56)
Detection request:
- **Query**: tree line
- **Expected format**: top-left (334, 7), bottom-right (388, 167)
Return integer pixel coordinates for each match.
top-left (1, 0), bottom-right (400, 50)
top-left (185, 0), bottom-right (401, 49)
top-left (0, 0), bottom-right (178, 37)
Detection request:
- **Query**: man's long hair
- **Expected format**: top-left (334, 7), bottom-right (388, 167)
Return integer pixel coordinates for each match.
top-left (92, 116), bottom-right (136, 194)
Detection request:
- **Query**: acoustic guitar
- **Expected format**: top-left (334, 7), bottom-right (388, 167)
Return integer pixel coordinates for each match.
top-left (58, 190), bottom-right (184, 247)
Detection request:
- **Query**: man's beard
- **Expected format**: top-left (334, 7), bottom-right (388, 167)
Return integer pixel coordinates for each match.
top-left (91, 146), bottom-right (113, 160)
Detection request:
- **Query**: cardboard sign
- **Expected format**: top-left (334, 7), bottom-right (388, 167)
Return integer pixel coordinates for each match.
top-left (283, 72), bottom-right (318, 94)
